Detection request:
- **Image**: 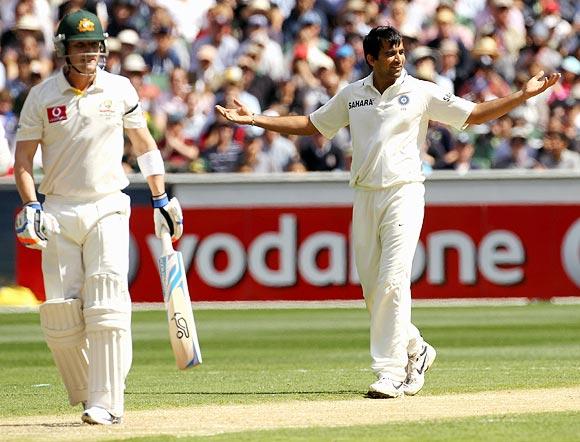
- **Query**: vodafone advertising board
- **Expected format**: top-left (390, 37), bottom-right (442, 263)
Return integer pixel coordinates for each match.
top-left (16, 174), bottom-right (580, 301)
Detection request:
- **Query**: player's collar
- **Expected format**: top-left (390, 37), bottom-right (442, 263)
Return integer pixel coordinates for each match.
top-left (362, 72), bottom-right (374, 88)
top-left (57, 68), bottom-right (105, 93)
top-left (362, 69), bottom-right (408, 91)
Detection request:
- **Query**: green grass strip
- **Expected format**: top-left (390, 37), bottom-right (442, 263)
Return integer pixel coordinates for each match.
top-left (0, 303), bottom-right (579, 417)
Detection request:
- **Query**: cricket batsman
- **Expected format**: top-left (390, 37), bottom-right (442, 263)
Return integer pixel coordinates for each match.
top-left (13, 10), bottom-right (183, 424)
top-left (217, 26), bottom-right (560, 398)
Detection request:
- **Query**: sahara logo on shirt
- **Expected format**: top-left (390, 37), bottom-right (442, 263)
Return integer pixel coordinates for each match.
top-left (47, 105), bottom-right (67, 123)
top-left (348, 98), bottom-right (375, 109)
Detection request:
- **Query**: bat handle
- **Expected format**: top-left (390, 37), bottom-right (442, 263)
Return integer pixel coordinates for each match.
top-left (160, 226), bottom-right (174, 256)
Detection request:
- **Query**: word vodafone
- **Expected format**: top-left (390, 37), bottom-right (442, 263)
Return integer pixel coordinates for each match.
top-left (142, 214), bottom-right (529, 288)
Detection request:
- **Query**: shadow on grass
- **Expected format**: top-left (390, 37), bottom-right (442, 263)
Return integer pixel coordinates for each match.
top-left (127, 390), bottom-right (362, 396)
top-left (0, 422), bottom-right (82, 428)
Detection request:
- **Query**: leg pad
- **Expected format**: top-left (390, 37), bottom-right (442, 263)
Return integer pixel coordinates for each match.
top-left (83, 274), bottom-right (132, 417)
top-left (39, 298), bottom-right (88, 406)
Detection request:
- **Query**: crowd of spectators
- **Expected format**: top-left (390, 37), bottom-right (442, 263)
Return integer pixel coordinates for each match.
top-left (0, 0), bottom-right (578, 177)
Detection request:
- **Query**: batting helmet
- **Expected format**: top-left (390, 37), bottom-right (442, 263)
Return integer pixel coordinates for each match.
top-left (54, 10), bottom-right (108, 57)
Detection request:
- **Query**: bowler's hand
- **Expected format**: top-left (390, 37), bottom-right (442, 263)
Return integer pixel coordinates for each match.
top-left (15, 202), bottom-right (60, 249)
top-left (522, 71), bottom-right (561, 99)
top-left (215, 98), bottom-right (253, 125)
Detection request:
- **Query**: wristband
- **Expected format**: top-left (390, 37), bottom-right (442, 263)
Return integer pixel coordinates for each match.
top-left (151, 192), bottom-right (169, 208)
top-left (137, 149), bottom-right (165, 177)
top-left (24, 202), bottom-right (42, 209)
top-left (251, 113), bottom-right (256, 126)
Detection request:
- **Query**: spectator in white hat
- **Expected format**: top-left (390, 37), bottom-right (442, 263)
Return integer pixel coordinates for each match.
top-left (122, 53), bottom-right (149, 77)
top-left (117, 29), bottom-right (140, 59)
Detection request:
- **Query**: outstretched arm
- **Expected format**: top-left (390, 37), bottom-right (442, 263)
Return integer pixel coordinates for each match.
top-left (216, 99), bottom-right (320, 136)
top-left (465, 71), bottom-right (560, 125)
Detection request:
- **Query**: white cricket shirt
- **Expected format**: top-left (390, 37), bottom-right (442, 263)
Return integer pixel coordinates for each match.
top-left (16, 68), bottom-right (147, 198)
top-left (310, 70), bottom-right (475, 189)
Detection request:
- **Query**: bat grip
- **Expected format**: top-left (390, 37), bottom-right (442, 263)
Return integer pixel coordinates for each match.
top-left (160, 226), bottom-right (174, 256)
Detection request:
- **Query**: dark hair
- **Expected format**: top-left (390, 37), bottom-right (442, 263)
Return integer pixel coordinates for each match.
top-left (545, 131), bottom-right (570, 143)
top-left (363, 26), bottom-right (402, 66)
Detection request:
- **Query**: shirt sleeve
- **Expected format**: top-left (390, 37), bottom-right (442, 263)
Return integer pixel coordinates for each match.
top-left (16, 88), bottom-right (43, 141)
top-left (121, 78), bottom-right (147, 129)
top-left (426, 83), bottom-right (476, 130)
top-left (309, 88), bottom-right (349, 139)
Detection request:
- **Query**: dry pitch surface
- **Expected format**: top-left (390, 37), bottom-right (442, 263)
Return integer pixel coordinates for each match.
top-left (1, 386), bottom-right (579, 441)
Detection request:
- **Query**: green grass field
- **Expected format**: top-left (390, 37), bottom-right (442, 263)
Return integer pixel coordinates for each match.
top-left (1, 302), bottom-right (580, 440)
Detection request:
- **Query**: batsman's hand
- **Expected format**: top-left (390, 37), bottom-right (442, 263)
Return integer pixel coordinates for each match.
top-left (15, 202), bottom-right (60, 250)
top-left (522, 71), bottom-right (561, 99)
top-left (215, 98), bottom-right (253, 125)
top-left (152, 193), bottom-right (183, 242)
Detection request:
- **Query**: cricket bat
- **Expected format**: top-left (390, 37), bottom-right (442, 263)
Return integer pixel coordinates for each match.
top-left (158, 228), bottom-right (202, 369)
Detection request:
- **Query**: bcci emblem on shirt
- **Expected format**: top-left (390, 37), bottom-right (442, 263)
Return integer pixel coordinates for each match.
top-left (398, 95), bottom-right (409, 110)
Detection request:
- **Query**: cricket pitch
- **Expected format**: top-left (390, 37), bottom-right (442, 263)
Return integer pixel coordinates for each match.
top-left (1, 386), bottom-right (580, 441)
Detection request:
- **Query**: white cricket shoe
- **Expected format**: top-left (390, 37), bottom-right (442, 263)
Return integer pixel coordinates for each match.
top-left (82, 406), bottom-right (122, 425)
top-left (368, 376), bottom-right (404, 398)
top-left (402, 343), bottom-right (437, 396)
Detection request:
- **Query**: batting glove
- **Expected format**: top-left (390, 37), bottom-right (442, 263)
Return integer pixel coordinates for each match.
top-left (152, 193), bottom-right (183, 242)
top-left (15, 202), bottom-right (60, 250)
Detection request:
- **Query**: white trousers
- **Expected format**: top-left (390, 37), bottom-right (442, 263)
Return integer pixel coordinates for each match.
top-left (42, 192), bottom-right (131, 301)
top-left (353, 182), bottom-right (425, 382)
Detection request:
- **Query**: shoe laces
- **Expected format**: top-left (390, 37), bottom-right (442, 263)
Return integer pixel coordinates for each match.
top-left (406, 346), bottom-right (426, 379)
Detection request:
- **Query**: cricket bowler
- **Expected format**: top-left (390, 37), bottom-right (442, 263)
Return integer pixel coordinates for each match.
top-left (13, 10), bottom-right (183, 424)
top-left (217, 26), bottom-right (560, 398)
